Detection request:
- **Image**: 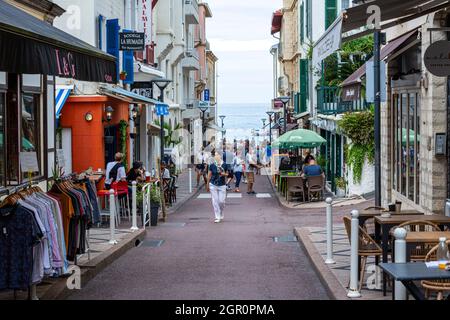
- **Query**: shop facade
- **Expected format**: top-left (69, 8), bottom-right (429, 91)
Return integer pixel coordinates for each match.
top-left (0, 0), bottom-right (116, 192)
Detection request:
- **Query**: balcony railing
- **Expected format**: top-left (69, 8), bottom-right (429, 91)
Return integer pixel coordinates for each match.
top-left (317, 86), bottom-right (369, 115)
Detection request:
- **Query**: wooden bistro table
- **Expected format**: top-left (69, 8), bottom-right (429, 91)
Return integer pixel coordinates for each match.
top-left (375, 214), bottom-right (450, 295)
top-left (358, 209), bottom-right (423, 227)
top-left (380, 262), bottom-right (450, 300)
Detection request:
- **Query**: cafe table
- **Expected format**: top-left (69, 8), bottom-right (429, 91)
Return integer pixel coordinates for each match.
top-left (358, 209), bottom-right (423, 227)
top-left (388, 231), bottom-right (450, 262)
top-left (380, 262), bottom-right (450, 300)
top-left (375, 215), bottom-right (450, 296)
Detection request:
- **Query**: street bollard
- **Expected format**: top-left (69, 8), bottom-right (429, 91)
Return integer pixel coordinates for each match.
top-left (348, 209), bottom-right (362, 298)
top-left (189, 168), bottom-right (193, 193)
top-left (325, 198), bottom-right (335, 265)
top-left (109, 190), bottom-right (118, 245)
top-left (394, 227), bottom-right (407, 300)
top-left (131, 181), bottom-right (139, 232)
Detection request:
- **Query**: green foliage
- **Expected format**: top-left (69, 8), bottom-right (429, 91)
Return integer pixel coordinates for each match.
top-left (154, 119), bottom-right (183, 147)
top-left (316, 154), bottom-right (326, 169)
top-left (119, 120), bottom-right (129, 170)
top-left (335, 177), bottom-right (347, 190)
top-left (150, 184), bottom-right (161, 205)
top-left (320, 35), bottom-right (374, 87)
top-left (338, 108), bottom-right (375, 184)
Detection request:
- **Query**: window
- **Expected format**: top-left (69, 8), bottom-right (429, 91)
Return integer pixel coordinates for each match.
top-left (306, 0), bottom-right (312, 40)
top-left (21, 92), bottom-right (40, 180)
top-left (392, 91), bottom-right (420, 204)
top-left (325, 0), bottom-right (337, 29)
top-left (341, 0), bottom-right (350, 10)
top-left (300, 3), bottom-right (304, 44)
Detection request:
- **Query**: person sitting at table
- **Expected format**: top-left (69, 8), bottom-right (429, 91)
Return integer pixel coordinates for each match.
top-left (304, 153), bottom-right (315, 166)
top-left (302, 159), bottom-right (324, 177)
top-left (279, 155), bottom-right (293, 171)
top-left (127, 161), bottom-right (146, 184)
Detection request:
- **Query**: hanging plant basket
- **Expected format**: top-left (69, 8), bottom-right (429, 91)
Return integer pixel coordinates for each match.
top-left (119, 71), bottom-right (127, 80)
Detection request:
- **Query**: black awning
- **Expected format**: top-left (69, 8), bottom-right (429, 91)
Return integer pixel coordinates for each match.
top-left (0, 1), bottom-right (117, 83)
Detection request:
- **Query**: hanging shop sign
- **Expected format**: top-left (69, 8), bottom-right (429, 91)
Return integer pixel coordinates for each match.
top-left (312, 16), bottom-right (343, 67)
top-left (424, 40), bottom-right (450, 77)
top-left (342, 84), bottom-right (361, 102)
top-left (119, 32), bottom-right (145, 51)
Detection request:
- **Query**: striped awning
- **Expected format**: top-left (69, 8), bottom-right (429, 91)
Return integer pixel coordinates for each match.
top-left (56, 85), bottom-right (73, 118)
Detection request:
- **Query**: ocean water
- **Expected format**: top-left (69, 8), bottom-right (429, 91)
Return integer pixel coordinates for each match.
top-left (217, 103), bottom-right (270, 141)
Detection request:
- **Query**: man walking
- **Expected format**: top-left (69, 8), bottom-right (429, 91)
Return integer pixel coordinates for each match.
top-left (245, 149), bottom-right (256, 195)
top-left (206, 154), bottom-right (229, 223)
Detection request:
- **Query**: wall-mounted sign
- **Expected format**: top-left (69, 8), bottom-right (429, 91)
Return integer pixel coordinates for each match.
top-left (120, 32), bottom-right (145, 51)
top-left (204, 89), bottom-right (210, 102)
top-left (19, 152), bottom-right (39, 173)
top-left (312, 16), bottom-right (343, 67)
top-left (424, 40), bottom-right (450, 77)
top-left (132, 88), bottom-right (152, 99)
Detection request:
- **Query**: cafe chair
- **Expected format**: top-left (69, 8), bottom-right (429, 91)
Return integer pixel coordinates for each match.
top-left (307, 176), bottom-right (325, 202)
top-left (421, 240), bottom-right (450, 300)
top-left (343, 216), bottom-right (383, 292)
top-left (287, 177), bottom-right (305, 203)
top-left (114, 181), bottom-right (131, 222)
top-left (392, 220), bottom-right (441, 262)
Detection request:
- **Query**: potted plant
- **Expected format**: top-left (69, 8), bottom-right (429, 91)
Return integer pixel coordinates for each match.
top-left (335, 177), bottom-right (347, 198)
top-left (119, 71), bottom-right (127, 81)
top-left (150, 184), bottom-right (161, 227)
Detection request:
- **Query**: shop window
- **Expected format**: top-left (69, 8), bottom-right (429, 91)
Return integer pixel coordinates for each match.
top-left (21, 92), bottom-right (41, 180)
top-left (392, 91), bottom-right (420, 204)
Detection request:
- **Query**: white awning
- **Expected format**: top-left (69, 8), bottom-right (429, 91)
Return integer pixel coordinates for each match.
top-left (134, 62), bottom-right (165, 82)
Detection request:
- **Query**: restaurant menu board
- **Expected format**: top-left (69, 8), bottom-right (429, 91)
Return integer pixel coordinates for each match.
top-left (19, 152), bottom-right (39, 172)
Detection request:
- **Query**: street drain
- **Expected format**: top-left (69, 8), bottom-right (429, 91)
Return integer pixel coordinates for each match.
top-left (140, 240), bottom-right (165, 247)
top-left (273, 235), bottom-right (298, 243)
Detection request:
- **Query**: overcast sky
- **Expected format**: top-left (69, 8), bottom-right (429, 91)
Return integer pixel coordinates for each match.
top-left (207, 0), bottom-right (282, 104)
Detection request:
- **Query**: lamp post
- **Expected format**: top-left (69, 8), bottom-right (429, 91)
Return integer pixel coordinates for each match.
top-left (266, 111), bottom-right (275, 145)
top-left (219, 115), bottom-right (226, 141)
top-left (198, 104), bottom-right (209, 148)
top-left (275, 96), bottom-right (291, 134)
top-left (151, 79), bottom-right (172, 163)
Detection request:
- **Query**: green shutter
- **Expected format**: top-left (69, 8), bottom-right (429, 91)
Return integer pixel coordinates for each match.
top-left (306, 0), bottom-right (312, 39)
top-left (325, 0), bottom-right (337, 29)
top-left (299, 59), bottom-right (309, 114)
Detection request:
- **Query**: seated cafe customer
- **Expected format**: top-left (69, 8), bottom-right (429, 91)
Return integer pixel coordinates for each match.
top-left (302, 159), bottom-right (324, 177)
top-left (105, 153), bottom-right (126, 190)
top-left (127, 161), bottom-right (145, 184)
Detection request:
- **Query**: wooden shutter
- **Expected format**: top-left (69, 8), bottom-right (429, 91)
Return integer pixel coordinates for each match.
top-left (106, 19), bottom-right (120, 82)
top-left (299, 59), bottom-right (309, 114)
top-left (325, 0), bottom-right (337, 29)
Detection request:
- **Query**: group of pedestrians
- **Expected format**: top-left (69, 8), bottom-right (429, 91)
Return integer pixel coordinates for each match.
top-left (196, 147), bottom-right (264, 223)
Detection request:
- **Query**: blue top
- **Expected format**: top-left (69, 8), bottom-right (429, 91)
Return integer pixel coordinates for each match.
top-left (209, 163), bottom-right (227, 186)
top-left (304, 165), bottom-right (322, 177)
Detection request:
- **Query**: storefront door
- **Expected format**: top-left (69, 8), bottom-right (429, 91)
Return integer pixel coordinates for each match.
top-left (104, 125), bottom-right (118, 165)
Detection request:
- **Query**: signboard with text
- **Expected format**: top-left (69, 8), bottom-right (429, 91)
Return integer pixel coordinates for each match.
top-left (424, 40), bottom-right (450, 77)
top-left (120, 32), bottom-right (145, 51)
top-left (204, 89), bottom-right (210, 102)
top-left (156, 104), bottom-right (169, 116)
top-left (312, 16), bottom-right (343, 67)
top-left (19, 152), bottom-right (39, 173)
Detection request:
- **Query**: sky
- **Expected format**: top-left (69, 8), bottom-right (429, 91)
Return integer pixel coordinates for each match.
top-left (206, 0), bottom-right (282, 104)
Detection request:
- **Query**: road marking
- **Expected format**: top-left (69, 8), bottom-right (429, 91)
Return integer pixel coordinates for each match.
top-left (256, 193), bottom-right (272, 198)
top-left (197, 193), bottom-right (243, 199)
top-left (198, 194), bottom-right (212, 199)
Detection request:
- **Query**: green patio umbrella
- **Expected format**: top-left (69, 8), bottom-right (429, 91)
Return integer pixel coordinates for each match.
top-left (273, 129), bottom-right (327, 149)
top-left (402, 128), bottom-right (420, 146)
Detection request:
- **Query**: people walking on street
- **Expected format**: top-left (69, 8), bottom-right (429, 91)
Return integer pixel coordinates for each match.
top-left (195, 148), bottom-right (208, 188)
top-left (256, 146), bottom-right (262, 175)
top-left (105, 152), bottom-right (126, 190)
top-left (233, 152), bottom-right (243, 193)
top-left (245, 149), bottom-right (257, 195)
top-left (206, 154), bottom-right (229, 223)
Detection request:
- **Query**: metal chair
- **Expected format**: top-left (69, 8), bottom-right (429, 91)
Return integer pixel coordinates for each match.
top-left (422, 240), bottom-right (450, 300)
top-left (343, 215), bottom-right (383, 292)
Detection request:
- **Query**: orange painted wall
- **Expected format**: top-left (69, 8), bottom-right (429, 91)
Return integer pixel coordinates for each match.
top-left (60, 96), bottom-right (130, 173)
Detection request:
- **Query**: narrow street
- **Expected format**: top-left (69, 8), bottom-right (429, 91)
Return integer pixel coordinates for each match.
top-left (67, 174), bottom-right (329, 300)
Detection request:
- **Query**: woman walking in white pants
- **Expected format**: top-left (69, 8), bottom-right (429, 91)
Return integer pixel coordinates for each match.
top-left (206, 154), bottom-right (229, 223)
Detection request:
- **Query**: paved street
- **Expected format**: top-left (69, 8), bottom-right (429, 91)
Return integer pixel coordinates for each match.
top-left (66, 174), bottom-right (343, 300)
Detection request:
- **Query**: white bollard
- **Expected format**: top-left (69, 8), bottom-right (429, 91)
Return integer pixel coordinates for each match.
top-left (394, 227), bottom-right (408, 300)
top-left (325, 198), bottom-right (335, 265)
top-left (109, 190), bottom-right (118, 245)
top-left (348, 209), bottom-right (362, 298)
top-left (131, 181), bottom-right (138, 232)
top-left (189, 168), bottom-right (193, 193)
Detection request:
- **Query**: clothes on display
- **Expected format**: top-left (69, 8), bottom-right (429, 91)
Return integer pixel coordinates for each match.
top-left (0, 177), bottom-right (100, 292)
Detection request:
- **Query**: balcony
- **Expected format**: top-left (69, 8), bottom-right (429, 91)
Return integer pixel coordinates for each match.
top-left (185, 0), bottom-right (199, 25)
top-left (182, 49), bottom-right (200, 71)
top-left (317, 86), bottom-right (369, 115)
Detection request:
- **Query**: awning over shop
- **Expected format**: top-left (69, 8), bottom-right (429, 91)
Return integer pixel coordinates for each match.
top-left (313, 0), bottom-right (449, 66)
top-left (134, 62), bottom-right (165, 82)
top-left (0, 1), bottom-right (117, 83)
top-left (98, 84), bottom-right (160, 104)
top-left (55, 85), bottom-right (73, 118)
top-left (341, 30), bottom-right (418, 87)
top-left (271, 9), bottom-right (283, 35)
top-left (147, 123), bottom-right (162, 136)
